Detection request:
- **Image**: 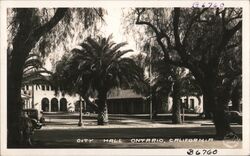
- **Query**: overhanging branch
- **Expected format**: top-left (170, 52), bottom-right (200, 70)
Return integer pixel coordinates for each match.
top-left (173, 8), bottom-right (181, 49)
top-left (135, 9), bottom-right (181, 66)
top-left (26, 8), bottom-right (68, 44)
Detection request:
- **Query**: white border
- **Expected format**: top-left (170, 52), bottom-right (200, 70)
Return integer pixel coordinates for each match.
top-left (1, 1), bottom-right (249, 156)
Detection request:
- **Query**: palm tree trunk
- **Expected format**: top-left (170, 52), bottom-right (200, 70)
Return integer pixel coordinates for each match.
top-left (97, 91), bottom-right (108, 125)
top-left (172, 82), bottom-right (182, 124)
top-left (78, 96), bottom-right (83, 126)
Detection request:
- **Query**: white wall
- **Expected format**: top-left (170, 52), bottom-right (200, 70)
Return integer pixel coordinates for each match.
top-left (23, 85), bottom-right (80, 112)
top-left (22, 85), bottom-right (203, 114)
top-left (167, 96), bottom-right (203, 113)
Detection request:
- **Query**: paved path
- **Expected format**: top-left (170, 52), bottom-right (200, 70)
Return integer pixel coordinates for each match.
top-left (31, 114), bottom-right (242, 148)
top-left (42, 113), bottom-right (217, 129)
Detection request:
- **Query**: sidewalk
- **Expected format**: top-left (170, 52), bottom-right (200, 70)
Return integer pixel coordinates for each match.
top-left (41, 113), bottom-right (242, 130)
top-left (42, 116), bottom-right (214, 130)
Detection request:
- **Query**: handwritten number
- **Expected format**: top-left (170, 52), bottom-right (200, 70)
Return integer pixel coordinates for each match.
top-left (196, 150), bottom-right (201, 155)
top-left (207, 150), bottom-right (212, 155)
top-left (208, 2), bottom-right (212, 8)
top-left (192, 2), bottom-right (225, 8)
top-left (187, 149), bottom-right (194, 155)
top-left (203, 150), bottom-right (206, 155)
top-left (220, 3), bottom-right (225, 8)
top-left (213, 150), bottom-right (218, 154)
top-left (187, 149), bottom-right (218, 155)
top-left (192, 2), bottom-right (199, 8)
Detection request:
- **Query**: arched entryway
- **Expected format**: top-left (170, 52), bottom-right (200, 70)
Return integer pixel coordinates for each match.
top-left (41, 98), bottom-right (49, 112)
top-left (60, 98), bottom-right (67, 112)
top-left (51, 98), bottom-right (59, 112)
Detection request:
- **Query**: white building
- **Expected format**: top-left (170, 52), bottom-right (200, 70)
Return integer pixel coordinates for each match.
top-left (21, 84), bottom-right (203, 114)
top-left (167, 96), bottom-right (203, 113)
top-left (22, 84), bottom-right (79, 112)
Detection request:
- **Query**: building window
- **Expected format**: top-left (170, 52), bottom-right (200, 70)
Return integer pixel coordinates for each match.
top-left (26, 85), bottom-right (29, 90)
top-left (42, 85), bottom-right (45, 91)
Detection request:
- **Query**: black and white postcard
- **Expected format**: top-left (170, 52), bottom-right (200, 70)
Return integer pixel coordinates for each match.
top-left (1, 0), bottom-right (249, 155)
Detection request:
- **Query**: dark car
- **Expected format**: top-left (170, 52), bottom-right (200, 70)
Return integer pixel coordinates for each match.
top-left (23, 109), bottom-right (45, 129)
top-left (225, 111), bottom-right (242, 125)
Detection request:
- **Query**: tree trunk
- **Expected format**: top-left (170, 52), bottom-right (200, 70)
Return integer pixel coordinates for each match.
top-left (8, 45), bottom-right (31, 147)
top-left (7, 77), bottom-right (23, 147)
top-left (201, 80), bottom-right (233, 138)
top-left (97, 91), bottom-right (108, 125)
top-left (172, 82), bottom-right (181, 124)
top-left (8, 9), bottom-right (32, 146)
top-left (152, 90), bottom-right (158, 119)
top-left (7, 9), bottom-right (67, 147)
top-left (202, 87), bottom-right (215, 119)
top-left (78, 96), bottom-right (83, 126)
top-left (231, 82), bottom-right (241, 112)
top-left (212, 110), bottom-right (233, 139)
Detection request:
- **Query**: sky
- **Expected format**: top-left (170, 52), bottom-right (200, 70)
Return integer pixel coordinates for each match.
top-left (101, 8), bottom-right (138, 56)
top-left (45, 8), bottom-right (139, 71)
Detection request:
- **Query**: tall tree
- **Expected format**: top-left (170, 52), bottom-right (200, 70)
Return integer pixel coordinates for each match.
top-left (54, 35), bottom-right (144, 125)
top-left (7, 8), bottom-right (105, 147)
top-left (128, 8), bottom-right (242, 138)
top-left (131, 45), bottom-right (201, 123)
top-left (152, 55), bottom-right (201, 124)
top-left (7, 8), bottom-right (67, 147)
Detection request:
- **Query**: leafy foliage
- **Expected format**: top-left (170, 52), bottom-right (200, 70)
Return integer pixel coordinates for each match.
top-left (124, 7), bottom-right (242, 136)
top-left (7, 8), bottom-right (106, 66)
top-left (53, 34), bottom-right (144, 101)
top-left (53, 35), bottom-right (144, 124)
top-left (22, 53), bottom-right (52, 85)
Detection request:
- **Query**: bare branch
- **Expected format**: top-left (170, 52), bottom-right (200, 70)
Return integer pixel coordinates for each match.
top-left (27, 8), bottom-right (68, 43)
top-left (227, 14), bottom-right (242, 24)
top-left (173, 8), bottom-right (181, 49)
top-left (220, 20), bottom-right (242, 51)
top-left (135, 9), bottom-right (161, 37)
top-left (94, 8), bottom-right (106, 24)
top-left (135, 9), bottom-right (183, 67)
top-left (183, 8), bottom-right (209, 47)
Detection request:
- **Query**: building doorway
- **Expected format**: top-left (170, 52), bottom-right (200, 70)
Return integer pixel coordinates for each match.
top-left (51, 98), bottom-right (59, 112)
top-left (41, 98), bottom-right (49, 112)
top-left (60, 98), bottom-right (67, 112)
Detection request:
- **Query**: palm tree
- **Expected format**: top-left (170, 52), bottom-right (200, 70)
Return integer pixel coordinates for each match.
top-left (22, 53), bottom-right (52, 108)
top-left (22, 53), bottom-right (52, 85)
top-left (138, 45), bottom-right (201, 123)
top-left (153, 58), bottom-right (202, 124)
top-left (54, 35), bottom-right (143, 125)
